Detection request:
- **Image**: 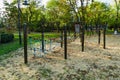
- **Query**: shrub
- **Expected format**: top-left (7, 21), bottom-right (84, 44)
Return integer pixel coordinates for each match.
top-left (0, 33), bottom-right (14, 43)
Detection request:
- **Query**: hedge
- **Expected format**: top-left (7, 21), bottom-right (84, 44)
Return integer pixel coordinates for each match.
top-left (0, 33), bottom-right (14, 43)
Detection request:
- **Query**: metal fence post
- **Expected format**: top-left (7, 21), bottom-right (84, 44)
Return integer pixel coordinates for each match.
top-left (23, 23), bottom-right (28, 64)
top-left (18, 0), bottom-right (22, 45)
top-left (103, 24), bottom-right (106, 49)
top-left (81, 25), bottom-right (85, 52)
top-left (61, 30), bottom-right (63, 48)
top-left (64, 25), bottom-right (67, 59)
top-left (41, 25), bottom-right (44, 53)
top-left (98, 25), bottom-right (101, 44)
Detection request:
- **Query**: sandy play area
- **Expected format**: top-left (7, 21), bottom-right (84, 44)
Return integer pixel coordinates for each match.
top-left (0, 35), bottom-right (120, 80)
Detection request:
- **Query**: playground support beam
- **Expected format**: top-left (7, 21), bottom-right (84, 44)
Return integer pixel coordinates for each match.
top-left (23, 23), bottom-right (28, 64)
top-left (64, 25), bottom-right (67, 59)
top-left (103, 25), bottom-right (106, 49)
top-left (61, 30), bottom-right (63, 48)
top-left (17, 0), bottom-right (22, 45)
top-left (98, 25), bottom-right (101, 44)
top-left (81, 25), bottom-right (85, 52)
top-left (23, 0), bottom-right (29, 64)
top-left (41, 25), bottom-right (44, 53)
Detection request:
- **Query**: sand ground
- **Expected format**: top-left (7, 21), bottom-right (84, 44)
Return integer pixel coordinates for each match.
top-left (0, 35), bottom-right (120, 80)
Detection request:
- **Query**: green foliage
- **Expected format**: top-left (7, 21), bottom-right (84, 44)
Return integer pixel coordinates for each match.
top-left (2, 0), bottom-right (120, 32)
top-left (87, 2), bottom-right (109, 24)
top-left (0, 39), bottom-right (22, 55)
top-left (0, 33), bottom-right (14, 43)
top-left (3, 0), bottom-right (18, 29)
top-left (0, 32), bottom-right (59, 56)
top-left (46, 0), bottom-right (71, 29)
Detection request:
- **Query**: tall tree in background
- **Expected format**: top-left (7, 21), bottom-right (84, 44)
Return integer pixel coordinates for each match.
top-left (46, 0), bottom-right (71, 31)
top-left (2, 0), bottom-right (119, 32)
top-left (67, 0), bottom-right (91, 23)
top-left (4, 0), bottom-right (18, 29)
top-left (3, 0), bottom-right (45, 32)
top-left (24, 0), bottom-right (42, 32)
top-left (67, 0), bottom-right (80, 22)
top-left (114, 0), bottom-right (120, 34)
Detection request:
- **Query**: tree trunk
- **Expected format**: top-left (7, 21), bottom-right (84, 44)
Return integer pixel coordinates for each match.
top-left (114, 0), bottom-right (119, 34)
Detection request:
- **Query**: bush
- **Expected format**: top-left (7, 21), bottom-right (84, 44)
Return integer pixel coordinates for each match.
top-left (0, 33), bottom-right (14, 43)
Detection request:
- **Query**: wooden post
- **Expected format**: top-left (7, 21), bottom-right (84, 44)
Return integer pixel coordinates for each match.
top-left (98, 25), bottom-right (101, 44)
top-left (64, 25), bottom-right (67, 59)
top-left (41, 25), bottom-right (44, 53)
top-left (81, 25), bottom-right (85, 52)
top-left (18, 0), bottom-right (22, 45)
top-left (61, 30), bottom-right (63, 48)
top-left (103, 25), bottom-right (106, 49)
top-left (23, 23), bottom-right (28, 64)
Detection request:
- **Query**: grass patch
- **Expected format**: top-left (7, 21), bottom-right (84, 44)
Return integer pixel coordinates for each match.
top-left (0, 30), bottom-right (115, 56)
top-left (0, 39), bottom-right (23, 55)
top-left (29, 32), bottom-right (60, 38)
top-left (0, 32), bottom-right (60, 56)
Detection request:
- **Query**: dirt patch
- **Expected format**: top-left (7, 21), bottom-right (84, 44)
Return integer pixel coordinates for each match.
top-left (0, 35), bottom-right (120, 80)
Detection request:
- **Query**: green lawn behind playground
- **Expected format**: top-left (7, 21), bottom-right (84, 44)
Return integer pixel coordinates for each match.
top-left (0, 32), bottom-right (60, 56)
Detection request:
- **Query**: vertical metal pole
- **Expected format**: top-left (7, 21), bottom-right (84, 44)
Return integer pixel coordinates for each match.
top-left (103, 25), bottom-right (106, 49)
top-left (23, 23), bottom-right (28, 64)
top-left (61, 30), bottom-right (63, 48)
top-left (74, 23), bottom-right (76, 39)
top-left (81, 25), bottom-right (84, 52)
top-left (18, 0), bottom-right (22, 45)
top-left (98, 25), bottom-right (101, 44)
top-left (64, 25), bottom-right (67, 59)
top-left (41, 25), bottom-right (44, 53)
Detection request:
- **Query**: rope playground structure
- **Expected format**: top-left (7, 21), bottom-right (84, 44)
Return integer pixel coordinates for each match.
top-left (28, 37), bottom-right (61, 57)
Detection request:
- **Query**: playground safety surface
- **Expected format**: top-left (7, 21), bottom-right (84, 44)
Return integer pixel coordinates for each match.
top-left (0, 35), bottom-right (120, 80)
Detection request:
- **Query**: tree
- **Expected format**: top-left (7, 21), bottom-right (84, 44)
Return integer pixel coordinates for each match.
top-left (3, 0), bottom-right (18, 30)
top-left (46, 0), bottom-right (71, 31)
top-left (88, 2), bottom-right (110, 25)
top-left (114, 0), bottom-right (120, 34)
top-left (23, 0), bottom-right (42, 32)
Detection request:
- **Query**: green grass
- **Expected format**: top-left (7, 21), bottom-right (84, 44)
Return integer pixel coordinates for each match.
top-left (0, 39), bottom-right (22, 55)
top-left (28, 32), bottom-right (60, 39)
top-left (0, 32), bottom-right (60, 56)
top-left (106, 29), bottom-right (114, 34)
top-left (0, 30), bottom-right (117, 56)
top-left (0, 32), bottom-right (23, 56)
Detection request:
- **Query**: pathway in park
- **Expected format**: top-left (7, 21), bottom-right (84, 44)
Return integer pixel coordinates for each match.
top-left (0, 35), bottom-right (120, 80)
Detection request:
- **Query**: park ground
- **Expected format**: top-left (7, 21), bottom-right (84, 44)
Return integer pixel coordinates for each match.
top-left (0, 34), bottom-right (120, 80)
